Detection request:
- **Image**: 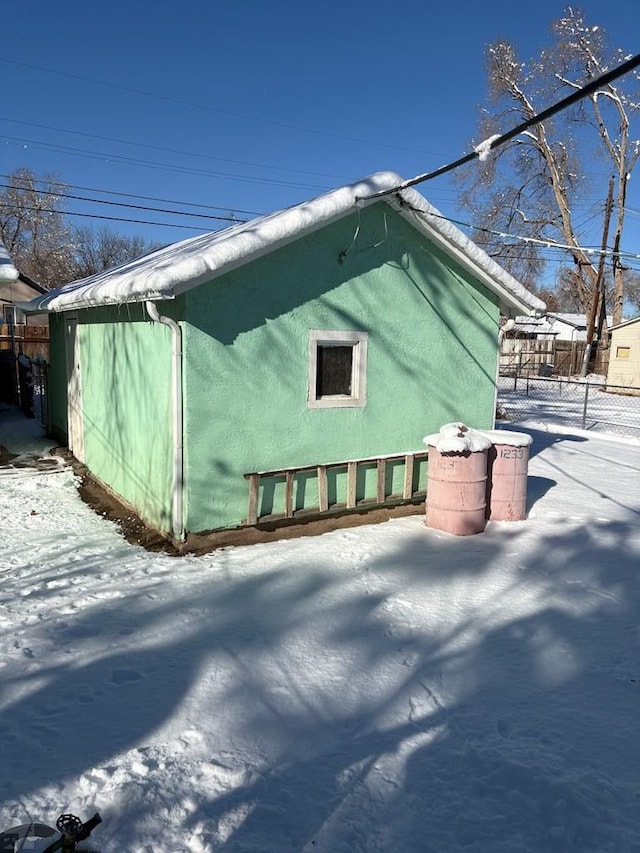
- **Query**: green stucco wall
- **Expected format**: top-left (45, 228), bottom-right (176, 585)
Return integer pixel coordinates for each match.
top-left (74, 305), bottom-right (175, 532)
top-left (183, 203), bottom-right (500, 532)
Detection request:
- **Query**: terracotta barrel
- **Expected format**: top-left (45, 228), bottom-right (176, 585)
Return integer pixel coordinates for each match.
top-left (426, 446), bottom-right (488, 535)
top-left (484, 430), bottom-right (532, 521)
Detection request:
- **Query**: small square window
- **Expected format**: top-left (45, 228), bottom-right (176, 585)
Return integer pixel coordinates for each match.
top-left (616, 346), bottom-right (631, 359)
top-left (308, 330), bottom-right (368, 408)
top-left (316, 345), bottom-right (353, 397)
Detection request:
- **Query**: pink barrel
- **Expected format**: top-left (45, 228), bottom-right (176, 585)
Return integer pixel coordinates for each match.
top-left (485, 433), bottom-right (531, 521)
top-left (426, 446), bottom-right (488, 535)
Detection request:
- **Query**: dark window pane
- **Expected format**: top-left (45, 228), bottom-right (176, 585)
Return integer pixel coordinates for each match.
top-left (316, 345), bottom-right (353, 396)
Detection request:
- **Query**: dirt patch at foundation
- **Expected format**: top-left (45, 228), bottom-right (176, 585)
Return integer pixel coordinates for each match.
top-left (0, 445), bottom-right (18, 464)
top-left (46, 448), bottom-right (426, 556)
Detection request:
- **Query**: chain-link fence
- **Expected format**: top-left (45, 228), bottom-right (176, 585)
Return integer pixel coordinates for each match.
top-left (497, 374), bottom-right (640, 439)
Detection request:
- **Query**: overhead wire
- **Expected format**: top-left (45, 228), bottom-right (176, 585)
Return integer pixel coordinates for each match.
top-left (401, 201), bottom-right (640, 264)
top-left (0, 174), bottom-right (264, 217)
top-left (0, 182), bottom-right (251, 224)
top-left (0, 116), bottom-right (350, 183)
top-left (3, 175), bottom-right (638, 259)
top-left (0, 202), bottom-right (225, 231)
top-left (0, 57), bottom-right (434, 156)
top-left (0, 135), bottom-right (332, 192)
top-left (4, 53), bottom-right (639, 255)
top-left (358, 52), bottom-right (640, 200)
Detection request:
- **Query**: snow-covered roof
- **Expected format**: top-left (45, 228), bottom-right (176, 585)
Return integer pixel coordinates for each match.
top-left (513, 313), bottom-right (588, 331)
top-left (0, 240), bottom-right (18, 283)
top-left (510, 312), bottom-right (616, 341)
top-left (20, 172), bottom-right (545, 317)
top-left (545, 313), bottom-right (588, 329)
top-left (610, 316), bottom-right (640, 331)
top-left (510, 322), bottom-right (560, 337)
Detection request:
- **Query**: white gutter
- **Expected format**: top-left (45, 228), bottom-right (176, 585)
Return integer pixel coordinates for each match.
top-left (145, 301), bottom-right (185, 541)
top-left (494, 319), bottom-right (515, 425)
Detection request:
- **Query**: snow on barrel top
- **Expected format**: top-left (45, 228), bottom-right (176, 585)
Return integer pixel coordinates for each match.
top-left (423, 423), bottom-right (492, 454)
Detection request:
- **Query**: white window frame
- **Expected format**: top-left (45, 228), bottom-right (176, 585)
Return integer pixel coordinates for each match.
top-left (2, 305), bottom-right (18, 325)
top-left (308, 329), bottom-right (368, 409)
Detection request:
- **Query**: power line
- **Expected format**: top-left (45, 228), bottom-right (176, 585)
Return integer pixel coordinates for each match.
top-left (0, 202), bottom-right (221, 232)
top-left (4, 180), bottom-right (636, 262)
top-left (0, 182), bottom-right (250, 224)
top-left (359, 53), bottom-right (640, 200)
top-left (0, 57), bottom-right (434, 156)
top-left (0, 135), bottom-right (332, 192)
top-left (0, 116), bottom-right (350, 183)
top-left (0, 174), bottom-right (264, 217)
top-left (404, 202), bottom-right (640, 264)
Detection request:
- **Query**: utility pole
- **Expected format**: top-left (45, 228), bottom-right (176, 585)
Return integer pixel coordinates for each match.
top-left (610, 173), bottom-right (628, 326)
top-left (580, 175), bottom-right (614, 377)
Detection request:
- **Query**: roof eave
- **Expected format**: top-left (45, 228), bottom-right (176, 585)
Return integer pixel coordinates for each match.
top-left (17, 185), bottom-right (389, 314)
top-left (17, 171), bottom-right (545, 319)
top-left (387, 193), bottom-right (545, 318)
top-left (18, 289), bottom-right (176, 315)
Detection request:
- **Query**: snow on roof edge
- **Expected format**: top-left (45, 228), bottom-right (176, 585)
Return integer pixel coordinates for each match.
top-left (389, 189), bottom-right (544, 316)
top-left (19, 171), bottom-right (544, 316)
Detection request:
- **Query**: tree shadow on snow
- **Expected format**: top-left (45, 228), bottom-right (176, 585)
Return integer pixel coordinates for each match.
top-left (1, 504), bottom-right (639, 851)
top-left (197, 517), bottom-right (640, 852)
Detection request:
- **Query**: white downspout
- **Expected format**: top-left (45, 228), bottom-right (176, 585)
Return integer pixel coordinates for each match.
top-left (146, 301), bottom-right (185, 541)
top-left (494, 318), bottom-right (515, 425)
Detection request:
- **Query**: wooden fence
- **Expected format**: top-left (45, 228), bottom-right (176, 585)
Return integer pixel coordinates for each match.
top-left (0, 323), bottom-right (50, 361)
top-left (500, 338), bottom-right (609, 377)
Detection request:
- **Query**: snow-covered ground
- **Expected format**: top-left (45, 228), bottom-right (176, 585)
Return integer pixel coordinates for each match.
top-left (1, 407), bottom-right (639, 852)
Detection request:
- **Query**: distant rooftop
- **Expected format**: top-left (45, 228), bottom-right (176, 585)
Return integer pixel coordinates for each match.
top-left (0, 240), bottom-right (18, 283)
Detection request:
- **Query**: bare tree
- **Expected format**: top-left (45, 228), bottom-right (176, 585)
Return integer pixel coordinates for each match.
top-left (0, 170), bottom-right (163, 286)
top-left (69, 227), bottom-right (160, 280)
top-left (457, 8), bottom-right (640, 325)
top-left (0, 168), bottom-right (75, 287)
top-left (623, 269), bottom-right (640, 315)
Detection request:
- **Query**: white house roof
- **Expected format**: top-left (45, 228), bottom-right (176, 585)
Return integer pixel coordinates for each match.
top-left (0, 240), bottom-right (19, 283)
top-left (20, 172), bottom-right (545, 317)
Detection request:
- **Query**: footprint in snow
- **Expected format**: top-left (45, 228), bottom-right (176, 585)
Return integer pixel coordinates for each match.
top-left (108, 669), bottom-right (143, 686)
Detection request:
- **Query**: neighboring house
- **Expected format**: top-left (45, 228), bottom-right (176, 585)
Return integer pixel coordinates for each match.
top-left (506, 313), bottom-right (612, 342)
top-left (0, 244), bottom-right (49, 406)
top-left (21, 172), bottom-right (544, 541)
top-left (607, 317), bottom-right (640, 392)
top-left (1, 271), bottom-right (49, 327)
top-left (502, 312), bottom-right (615, 377)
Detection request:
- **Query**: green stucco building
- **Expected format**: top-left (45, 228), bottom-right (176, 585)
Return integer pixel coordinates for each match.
top-left (24, 172), bottom-right (544, 541)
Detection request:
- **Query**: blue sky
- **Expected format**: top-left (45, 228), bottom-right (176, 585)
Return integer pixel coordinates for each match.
top-left (2, 0), bottom-right (639, 274)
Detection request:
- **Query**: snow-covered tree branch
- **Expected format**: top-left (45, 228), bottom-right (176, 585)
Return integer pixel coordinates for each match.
top-left (457, 7), bottom-right (640, 325)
